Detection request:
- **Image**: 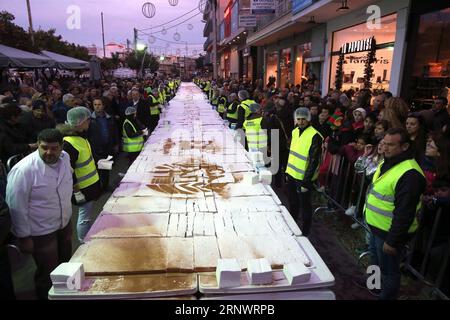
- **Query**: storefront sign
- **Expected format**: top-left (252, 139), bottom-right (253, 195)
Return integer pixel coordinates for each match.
top-left (251, 0), bottom-right (275, 15)
top-left (243, 47), bottom-right (251, 57)
top-left (291, 0), bottom-right (313, 15)
top-left (239, 15), bottom-right (257, 27)
top-left (341, 37), bottom-right (374, 54)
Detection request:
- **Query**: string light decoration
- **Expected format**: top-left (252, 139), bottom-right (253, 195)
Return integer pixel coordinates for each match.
top-left (142, 2), bottom-right (156, 18)
top-left (176, 48), bottom-right (181, 55)
top-left (173, 32), bottom-right (181, 41)
top-left (168, 0), bottom-right (178, 6)
top-left (187, 23), bottom-right (193, 30)
top-left (161, 27), bottom-right (167, 35)
top-left (148, 35), bottom-right (156, 43)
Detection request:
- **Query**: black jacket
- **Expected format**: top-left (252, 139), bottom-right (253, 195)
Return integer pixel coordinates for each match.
top-left (134, 98), bottom-right (153, 128)
top-left (312, 119), bottom-right (332, 139)
top-left (0, 119), bottom-right (32, 164)
top-left (368, 149), bottom-right (426, 249)
top-left (292, 124), bottom-right (323, 186)
top-left (432, 108), bottom-right (449, 131)
top-left (87, 112), bottom-right (119, 161)
top-left (269, 107), bottom-right (294, 160)
top-left (57, 124), bottom-right (102, 202)
top-left (20, 112), bottom-right (55, 142)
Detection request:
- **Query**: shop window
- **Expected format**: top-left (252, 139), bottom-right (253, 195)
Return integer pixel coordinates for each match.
top-left (295, 43), bottom-right (311, 85)
top-left (407, 8), bottom-right (450, 107)
top-left (330, 46), bottom-right (393, 92)
top-left (412, 8), bottom-right (450, 78)
top-left (280, 48), bottom-right (292, 88)
top-left (329, 14), bottom-right (397, 92)
top-left (266, 51), bottom-right (278, 85)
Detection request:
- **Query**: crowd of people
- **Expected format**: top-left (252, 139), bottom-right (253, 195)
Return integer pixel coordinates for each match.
top-left (0, 74), bottom-right (180, 299)
top-left (195, 76), bottom-right (450, 299)
top-left (0, 72), bottom-right (449, 300)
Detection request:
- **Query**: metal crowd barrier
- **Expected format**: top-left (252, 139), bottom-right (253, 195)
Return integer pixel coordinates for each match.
top-left (314, 151), bottom-right (371, 233)
top-left (405, 207), bottom-right (450, 300)
top-left (315, 150), bottom-right (450, 299)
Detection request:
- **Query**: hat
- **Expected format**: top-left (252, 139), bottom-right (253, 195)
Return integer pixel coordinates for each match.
top-left (294, 107), bottom-right (311, 121)
top-left (327, 110), bottom-right (344, 128)
top-left (66, 106), bottom-right (91, 126)
top-left (353, 107), bottom-right (367, 119)
top-left (248, 103), bottom-right (261, 113)
top-left (125, 106), bottom-right (137, 116)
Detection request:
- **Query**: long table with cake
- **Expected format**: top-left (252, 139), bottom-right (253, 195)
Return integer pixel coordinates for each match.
top-left (48, 83), bottom-right (335, 300)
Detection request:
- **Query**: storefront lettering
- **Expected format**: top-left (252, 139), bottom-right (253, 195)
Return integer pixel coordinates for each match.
top-left (341, 37), bottom-right (374, 54)
top-left (344, 55), bottom-right (389, 64)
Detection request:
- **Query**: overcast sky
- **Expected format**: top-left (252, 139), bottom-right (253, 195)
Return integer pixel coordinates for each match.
top-left (2, 0), bottom-right (206, 53)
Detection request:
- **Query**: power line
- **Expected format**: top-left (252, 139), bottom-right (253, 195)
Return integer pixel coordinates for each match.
top-left (137, 6), bottom-right (199, 31)
top-left (138, 11), bottom-right (202, 36)
top-left (138, 34), bottom-right (204, 46)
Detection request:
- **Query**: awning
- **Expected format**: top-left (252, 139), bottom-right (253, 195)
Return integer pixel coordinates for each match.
top-left (40, 50), bottom-right (89, 70)
top-left (0, 44), bottom-right (54, 68)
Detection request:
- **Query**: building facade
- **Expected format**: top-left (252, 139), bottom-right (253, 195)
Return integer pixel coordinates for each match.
top-left (203, 0), bottom-right (450, 101)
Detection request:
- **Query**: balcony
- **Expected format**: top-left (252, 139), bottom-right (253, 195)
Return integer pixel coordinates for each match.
top-left (203, 35), bottom-right (213, 51)
top-left (253, 0), bottom-right (292, 32)
top-left (203, 19), bottom-right (212, 37)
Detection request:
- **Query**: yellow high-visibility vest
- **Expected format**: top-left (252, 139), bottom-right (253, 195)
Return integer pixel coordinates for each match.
top-left (63, 136), bottom-right (99, 190)
top-left (285, 126), bottom-right (323, 181)
top-left (365, 159), bottom-right (424, 233)
top-left (227, 102), bottom-right (238, 120)
top-left (122, 119), bottom-right (144, 153)
top-left (148, 95), bottom-right (160, 115)
top-left (243, 117), bottom-right (268, 151)
top-left (218, 96), bottom-right (227, 113)
top-left (239, 99), bottom-right (256, 119)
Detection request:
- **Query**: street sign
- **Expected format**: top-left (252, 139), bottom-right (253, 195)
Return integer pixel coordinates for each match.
top-left (239, 15), bottom-right (257, 27)
top-left (250, 0), bottom-right (275, 15)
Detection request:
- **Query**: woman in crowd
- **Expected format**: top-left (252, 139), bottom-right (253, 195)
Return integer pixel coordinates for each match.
top-left (406, 113), bottom-right (428, 166)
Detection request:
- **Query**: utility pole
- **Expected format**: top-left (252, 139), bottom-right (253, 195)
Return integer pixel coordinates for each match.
top-left (212, 0), bottom-right (218, 79)
top-left (134, 28), bottom-right (138, 58)
top-left (26, 0), bottom-right (35, 47)
top-left (101, 12), bottom-right (106, 58)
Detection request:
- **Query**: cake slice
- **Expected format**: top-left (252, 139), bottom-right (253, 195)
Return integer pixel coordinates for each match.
top-left (216, 258), bottom-right (241, 288)
top-left (247, 258), bottom-right (272, 285)
top-left (283, 262), bottom-right (311, 285)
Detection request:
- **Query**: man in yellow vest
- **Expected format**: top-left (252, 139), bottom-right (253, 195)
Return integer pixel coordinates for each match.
top-left (59, 107), bottom-right (102, 243)
top-left (236, 90), bottom-right (256, 129)
top-left (285, 107), bottom-right (323, 236)
top-left (243, 103), bottom-right (270, 156)
top-left (225, 93), bottom-right (239, 128)
top-left (217, 89), bottom-right (228, 119)
top-left (203, 80), bottom-right (211, 98)
top-left (148, 88), bottom-right (161, 134)
top-left (122, 106), bottom-right (145, 165)
top-left (363, 127), bottom-right (425, 299)
top-left (211, 88), bottom-right (219, 110)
